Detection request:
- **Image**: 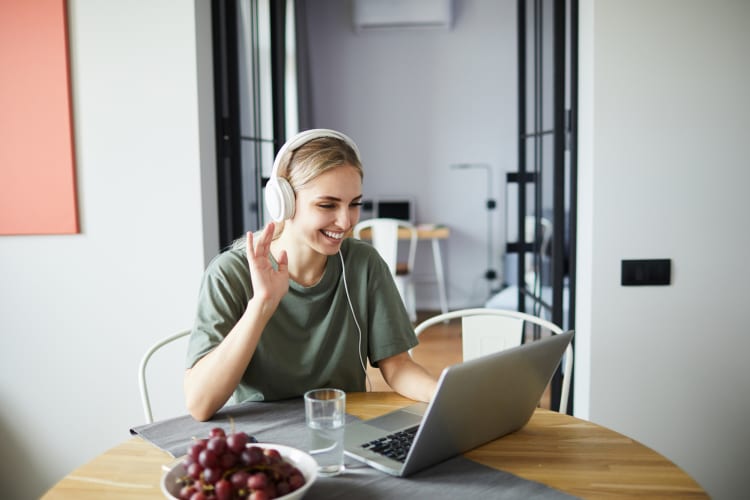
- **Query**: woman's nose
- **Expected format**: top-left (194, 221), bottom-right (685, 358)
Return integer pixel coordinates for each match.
top-left (336, 208), bottom-right (351, 228)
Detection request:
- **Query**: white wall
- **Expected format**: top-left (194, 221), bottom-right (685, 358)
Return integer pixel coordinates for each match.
top-left (0, 1), bottom-right (217, 498)
top-left (304, 0), bottom-right (518, 307)
top-left (576, 1), bottom-right (750, 498)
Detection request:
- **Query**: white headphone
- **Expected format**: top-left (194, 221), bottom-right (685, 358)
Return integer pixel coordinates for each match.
top-left (264, 128), bottom-right (361, 222)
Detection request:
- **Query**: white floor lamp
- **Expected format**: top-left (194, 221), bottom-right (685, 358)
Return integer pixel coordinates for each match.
top-left (451, 163), bottom-right (499, 296)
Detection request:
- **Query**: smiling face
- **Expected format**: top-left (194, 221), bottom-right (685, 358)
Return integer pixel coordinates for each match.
top-left (285, 164), bottom-right (363, 256)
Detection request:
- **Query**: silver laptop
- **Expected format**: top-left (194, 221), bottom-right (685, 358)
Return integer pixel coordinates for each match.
top-left (343, 330), bottom-right (574, 477)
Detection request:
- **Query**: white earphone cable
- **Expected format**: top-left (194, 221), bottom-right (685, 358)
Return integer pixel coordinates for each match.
top-left (338, 250), bottom-right (372, 392)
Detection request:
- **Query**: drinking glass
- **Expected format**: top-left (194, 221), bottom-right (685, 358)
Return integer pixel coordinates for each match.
top-left (304, 388), bottom-right (346, 477)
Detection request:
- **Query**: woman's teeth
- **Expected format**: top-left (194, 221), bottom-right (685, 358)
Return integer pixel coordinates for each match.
top-left (322, 230), bottom-right (344, 240)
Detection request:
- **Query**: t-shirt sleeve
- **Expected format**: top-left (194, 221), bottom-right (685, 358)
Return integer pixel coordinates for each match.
top-left (350, 241), bottom-right (419, 365)
top-left (185, 250), bottom-right (252, 369)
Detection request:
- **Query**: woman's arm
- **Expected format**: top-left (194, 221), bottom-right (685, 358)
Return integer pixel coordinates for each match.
top-left (184, 224), bottom-right (289, 421)
top-left (378, 352), bottom-right (438, 403)
top-left (184, 298), bottom-right (275, 421)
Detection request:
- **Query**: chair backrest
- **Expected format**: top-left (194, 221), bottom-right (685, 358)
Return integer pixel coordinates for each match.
top-left (524, 216), bottom-right (552, 292)
top-left (353, 218), bottom-right (418, 275)
top-left (138, 329), bottom-right (191, 424)
top-left (414, 308), bottom-right (573, 413)
top-left (525, 215), bottom-right (552, 258)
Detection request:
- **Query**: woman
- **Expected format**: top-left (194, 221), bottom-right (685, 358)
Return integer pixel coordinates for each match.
top-left (184, 129), bottom-right (437, 421)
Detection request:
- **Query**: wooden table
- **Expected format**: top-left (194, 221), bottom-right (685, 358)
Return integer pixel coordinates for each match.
top-left (42, 392), bottom-right (707, 499)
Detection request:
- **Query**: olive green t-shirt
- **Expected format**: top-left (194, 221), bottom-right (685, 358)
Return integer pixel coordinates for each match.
top-left (186, 237), bottom-right (418, 404)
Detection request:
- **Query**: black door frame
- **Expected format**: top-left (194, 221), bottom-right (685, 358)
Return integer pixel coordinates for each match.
top-left (514, 0), bottom-right (577, 413)
top-left (212, 0), bottom-right (289, 248)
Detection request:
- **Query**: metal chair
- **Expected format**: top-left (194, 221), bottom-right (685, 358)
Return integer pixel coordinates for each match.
top-left (524, 215), bottom-right (552, 298)
top-left (138, 329), bottom-right (191, 423)
top-left (353, 218), bottom-right (418, 321)
top-left (413, 308), bottom-right (573, 413)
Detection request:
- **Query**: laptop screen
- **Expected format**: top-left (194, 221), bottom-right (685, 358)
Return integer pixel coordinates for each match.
top-left (376, 199), bottom-right (413, 222)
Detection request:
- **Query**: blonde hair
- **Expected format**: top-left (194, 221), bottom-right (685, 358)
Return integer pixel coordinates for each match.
top-left (281, 136), bottom-right (362, 191)
top-left (233, 136), bottom-right (363, 250)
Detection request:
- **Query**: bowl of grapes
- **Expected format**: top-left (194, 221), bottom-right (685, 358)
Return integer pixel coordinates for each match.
top-left (161, 427), bottom-right (317, 500)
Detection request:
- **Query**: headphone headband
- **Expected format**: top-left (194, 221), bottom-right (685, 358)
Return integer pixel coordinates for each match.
top-left (269, 129), bottom-right (361, 180)
top-left (265, 129), bottom-right (361, 222)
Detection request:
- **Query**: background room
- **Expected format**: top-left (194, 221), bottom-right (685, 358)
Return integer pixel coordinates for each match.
top-left (0, 1), bottom-right (748, 499)
top-left (302, 1), bottom-right (517, 309)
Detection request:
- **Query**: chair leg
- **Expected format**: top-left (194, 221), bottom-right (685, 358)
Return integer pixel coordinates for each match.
top-left (406, 281), bottom-right (417, 322)
top-left (395, 278), bottom-right (417, 322)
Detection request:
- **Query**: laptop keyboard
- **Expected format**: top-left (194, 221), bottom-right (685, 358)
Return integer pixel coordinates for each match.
top-left (360, 426), bottom-right (419, 463)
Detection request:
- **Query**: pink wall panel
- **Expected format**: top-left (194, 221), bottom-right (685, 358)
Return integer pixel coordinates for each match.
top-left (0, 0), bottom-right (79, 235)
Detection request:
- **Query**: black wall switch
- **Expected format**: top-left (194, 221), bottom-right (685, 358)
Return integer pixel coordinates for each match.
top-left (621, 259), bottom-right (671, 286)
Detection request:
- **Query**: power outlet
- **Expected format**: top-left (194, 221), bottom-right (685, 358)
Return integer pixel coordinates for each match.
top-left (621, 259), bottom-right (671, 286)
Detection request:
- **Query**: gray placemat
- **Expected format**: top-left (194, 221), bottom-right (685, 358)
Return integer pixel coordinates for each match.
top-left (130, 399), bottom-right (578, 499)
top-left (131, 398), bottom-right (313, 457)
top-left (311, 458), bottom-right (573, 499)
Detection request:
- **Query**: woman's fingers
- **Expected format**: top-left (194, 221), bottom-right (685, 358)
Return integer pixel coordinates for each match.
top-left (246, 230), bottom-right (255, 260)
top-left (276, 249), bottom-right (288, 272)
top-left (247, 223), bottom-right (276, 262)
top-left (255, 222), bottom-right (275, 257)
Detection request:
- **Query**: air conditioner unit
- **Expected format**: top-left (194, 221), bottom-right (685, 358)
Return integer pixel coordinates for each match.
top-left (353, 0), bottom-right (453, 31)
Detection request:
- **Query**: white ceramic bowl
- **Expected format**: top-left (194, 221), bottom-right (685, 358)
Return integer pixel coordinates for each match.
top-left (161, 443), bottom-right (317, 499)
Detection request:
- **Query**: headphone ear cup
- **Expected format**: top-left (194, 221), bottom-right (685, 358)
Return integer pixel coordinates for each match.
top-left (275, 177), bottom-right (296, 220)
top-left (265, 176), bottom-right (296, 222)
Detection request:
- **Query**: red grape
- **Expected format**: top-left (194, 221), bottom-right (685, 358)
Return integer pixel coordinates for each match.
top-left (179, 484), bottom-right (198, 500)
top-left (230, 470), bottom-right (250, 490)
top-left (288, 472), bottom-right (304, 490)
top-left (265, 484), bottom-right (277, 498)
top-left (188, 441), bottom-right (206, 461)
top-left (264, 448), bottom-right (281, 463)
top-left (207, 436), bottom-right (227, 455)
top-left (227, 431), bottom-right (249, 453)
top-left (249, 491), bottom-right (268, 500)
top-left (276, 480), bottom-right (291, 496)
top-left (209, 427), bottom-right (226, 438)
top-left (240, 446), bottom-right (263, 467)
top-left (246, 472), bottom-right (268, 490)
top-left (202, 466), bottom-right (222, 485)
top-left (219, 451), bottom-right (238, 469)
top-left (214, 478), bottom-right (232, 500)
top-left (198, 449), bottom-right (217, 468)
top-left (186, 462), bottom-right (203, 480)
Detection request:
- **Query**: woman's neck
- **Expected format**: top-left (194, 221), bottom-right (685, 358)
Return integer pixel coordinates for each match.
top-left (271, 235), bottom-right (328, 287)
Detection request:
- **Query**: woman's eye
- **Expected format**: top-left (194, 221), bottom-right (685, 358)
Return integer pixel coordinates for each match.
top-left (351, 202), bottom-right (363, 208)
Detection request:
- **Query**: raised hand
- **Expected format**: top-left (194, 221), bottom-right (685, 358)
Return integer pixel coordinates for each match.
top-left (246, 223), bottom-right (289, 307)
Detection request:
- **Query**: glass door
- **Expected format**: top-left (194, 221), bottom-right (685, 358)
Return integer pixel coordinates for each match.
top-left (509, 0), bottom-right (577, 412)
top-left (212, 0), bottom-right (298, 247)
